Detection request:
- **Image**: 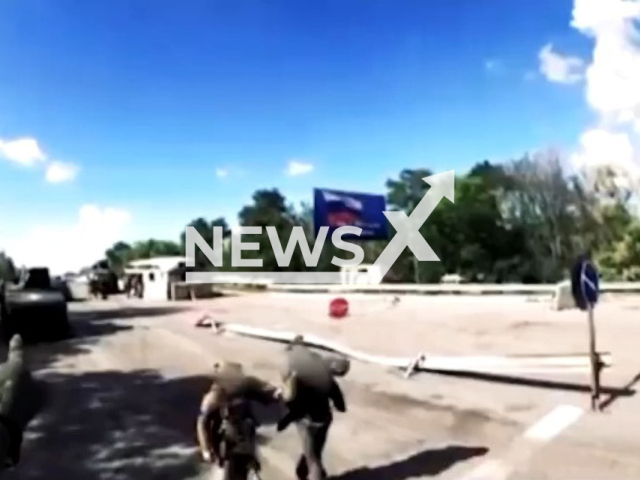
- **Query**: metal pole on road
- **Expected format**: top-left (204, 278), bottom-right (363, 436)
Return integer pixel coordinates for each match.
top-left (572, 254), bottom-right (602, 412)
top-left (587, 305), bottom-right (600, 411)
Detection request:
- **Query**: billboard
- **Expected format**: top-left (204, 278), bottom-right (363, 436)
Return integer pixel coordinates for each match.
top-left (313, 188), bottom-right (388, 240)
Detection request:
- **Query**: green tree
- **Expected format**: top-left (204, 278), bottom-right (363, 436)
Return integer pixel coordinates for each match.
top-left (105, 242), bottom-right (133, 275)
top-left (597, 220), bottom-right (640, 280)
top-left (384, 163), bottom-right (539, 283)
top-left (102, 155), bottom-right (640, 284)
top-left (130, 239), bottom-right (182, 259)
top-left (500, 151), bottom-right (588, 282)
top-left (457, 163), bottom-right (535, 282)
top-left (386, 169), bottom-right (434, 282)
top-left (237, 189), bottom-right (311, 271)
top-left (180, 217), bottom-right (230, 270)
top-left (584, 166), bottom-right (639, 279)
top-left (105, 238), bottom-right (183, 275)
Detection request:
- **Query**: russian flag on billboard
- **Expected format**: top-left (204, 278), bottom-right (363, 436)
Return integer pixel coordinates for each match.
top-left (313, 188), bottom-right (388, 240)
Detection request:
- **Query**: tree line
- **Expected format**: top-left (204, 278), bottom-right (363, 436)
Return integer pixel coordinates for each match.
top-left (2, 151), bottom-right (638, 284)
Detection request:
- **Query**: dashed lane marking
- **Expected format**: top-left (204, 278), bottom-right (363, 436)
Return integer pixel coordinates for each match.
top-left (457, 404), bottom-right (584, 480)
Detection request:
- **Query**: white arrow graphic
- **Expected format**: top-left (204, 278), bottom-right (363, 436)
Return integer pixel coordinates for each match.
top-left (370, 170), bottom-right (455, 284)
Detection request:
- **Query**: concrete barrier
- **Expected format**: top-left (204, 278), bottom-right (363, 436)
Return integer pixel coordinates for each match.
top-left (553, 280), bottom-right (575, 310)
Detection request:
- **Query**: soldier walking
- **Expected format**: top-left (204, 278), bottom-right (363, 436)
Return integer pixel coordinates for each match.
top-left (277, 336), bottom-right (348, 480)
top-left (196, 362), bottom-right (282, 480)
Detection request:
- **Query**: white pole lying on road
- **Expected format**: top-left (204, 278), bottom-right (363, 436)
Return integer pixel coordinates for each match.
top-left (200, 319), bottom-right (611, 376)
top-left (211, 320), bottom-right (413, 368)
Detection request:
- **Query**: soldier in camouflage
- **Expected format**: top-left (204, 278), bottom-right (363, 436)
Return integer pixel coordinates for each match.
top-left (278, 336), bottom-right (349, 480)
top-left (196, 361), bottom-right (282, 480)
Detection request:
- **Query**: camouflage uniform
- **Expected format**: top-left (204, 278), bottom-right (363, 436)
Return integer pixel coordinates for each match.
top-left (278, 339), bottom-right (347, 480)
top-left (196, 362), bottom-right (280, 480)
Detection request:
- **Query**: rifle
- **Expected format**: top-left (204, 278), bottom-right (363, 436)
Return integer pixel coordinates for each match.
top-left (213, 399), bottom-right (263, 480)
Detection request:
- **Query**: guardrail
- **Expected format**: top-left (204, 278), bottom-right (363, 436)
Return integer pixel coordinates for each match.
top-left (173, 280), bottom-right (640, 297)
top-left (265, 281), bottom-right (640, 295)
top-left (266, 283), bottom-right (557, 295)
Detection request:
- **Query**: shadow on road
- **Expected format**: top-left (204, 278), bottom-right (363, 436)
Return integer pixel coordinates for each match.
top-left (0, 301), bottom-right (292, 479)
top-left (4, 369), bottom-right (214, 480)
top-left (426, 369), bottom-right (635, 399)
top-left (330, 445), bottom-right (488, 480)
top-left (600, 370), bottom-right (640, 411)
top-left (70, 306), bottom-right (190, 323)
top-left (0, 302), bottom-right (189, 473)
top-left (7, 365), bottom-right (283, 480)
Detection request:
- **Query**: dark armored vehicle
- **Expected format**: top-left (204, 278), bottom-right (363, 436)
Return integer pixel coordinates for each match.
top-left (87, 260), bottom-right (119, 300)
top-left (0, 268), bottom-right (71, 343)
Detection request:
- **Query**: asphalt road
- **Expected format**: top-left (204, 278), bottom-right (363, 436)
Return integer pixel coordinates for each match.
top-left (4, 293), bottom-right (640, 479)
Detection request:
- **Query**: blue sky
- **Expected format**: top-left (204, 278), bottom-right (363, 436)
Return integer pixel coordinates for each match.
top-left (0, 0), bottom-right (600, 271)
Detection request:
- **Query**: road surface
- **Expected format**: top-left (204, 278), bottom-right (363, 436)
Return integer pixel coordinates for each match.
top-left (4, 292), bottom-right (640, 479)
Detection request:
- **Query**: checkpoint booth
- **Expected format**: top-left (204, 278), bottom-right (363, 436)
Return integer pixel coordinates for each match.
top-left (124, 256), bottom-right (187, 300)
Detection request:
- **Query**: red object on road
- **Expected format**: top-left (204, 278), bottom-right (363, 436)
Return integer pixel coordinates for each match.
top-left (329, 297), bottom-right (349, 319)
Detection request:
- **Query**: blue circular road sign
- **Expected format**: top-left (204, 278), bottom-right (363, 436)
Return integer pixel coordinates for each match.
top-left (571, 255), bottom-right (600, 310)
top-left (580, 260), bottom-right (599, 306)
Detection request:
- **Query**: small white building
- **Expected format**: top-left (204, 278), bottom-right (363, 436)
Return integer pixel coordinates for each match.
top-left (124, 256), bottom-right (187, 300)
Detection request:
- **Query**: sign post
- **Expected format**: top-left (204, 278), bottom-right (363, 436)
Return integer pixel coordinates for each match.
top-left (587, 303), bottom-right (599, 411)
top-left (572, 255), bottom-right (601, 411)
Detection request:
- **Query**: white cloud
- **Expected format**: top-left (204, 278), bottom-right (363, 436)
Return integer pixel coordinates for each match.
top-left (485, 59), bottom-right (506, 75)
top-left (286, 160), bottom-right (314, 177)
top-left (0, 137), bottom-right (47, 166)
top-left (0, 135), bottom-right (81, 183)
top-left (572, 0), bottom-right (640, 123)
top-left (46, 161), bottom-right (79, 184)
top-left (216, 168), bottom-right (229, 178)
top-left (572, 128), bottom-right (639, 172)
top-left (538, 43), bottom-right (585, 84)
top-left (2, 205), bottom-right (132, 275)
top-left (565, 0), bottom-right (640, 183)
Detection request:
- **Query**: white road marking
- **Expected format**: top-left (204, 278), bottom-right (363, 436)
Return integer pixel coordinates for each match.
top-left (458, 404), bottom-right (585, 480)
top-left (523, 404), bottom-right (584, 442)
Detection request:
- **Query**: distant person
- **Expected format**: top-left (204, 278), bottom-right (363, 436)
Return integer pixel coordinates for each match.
top-left (134, 276), bottom-right (144, 299)
top-left (278, 336), bottom-right (348, 480)
top-left (124, 275), bottom-right (135, 298)
top-left (196, 361), bottom-right (282, 480)
top-left (125, 275), bottom-right (143, 299)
